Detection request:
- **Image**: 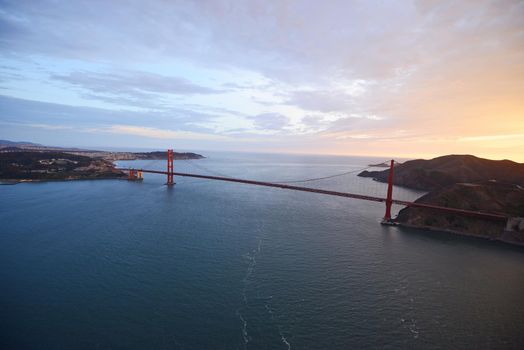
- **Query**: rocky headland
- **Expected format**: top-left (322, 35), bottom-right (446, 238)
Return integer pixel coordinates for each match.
top-left (359, 155), bottom-right (524, 245)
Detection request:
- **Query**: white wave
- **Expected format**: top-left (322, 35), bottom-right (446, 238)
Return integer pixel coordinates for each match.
top-left (236, 310), bottom-right (251, 348)
top-left (280, 334), bottom-right (291, 350)
top-left (237, 237), bottom-right (263, 347)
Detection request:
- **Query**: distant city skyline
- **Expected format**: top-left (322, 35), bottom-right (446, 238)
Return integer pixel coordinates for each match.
top-left (0, 0), bottom-right (523, 160)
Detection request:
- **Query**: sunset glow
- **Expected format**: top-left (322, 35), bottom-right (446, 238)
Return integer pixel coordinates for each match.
top-left (0, 0), bottom-right (523, 160)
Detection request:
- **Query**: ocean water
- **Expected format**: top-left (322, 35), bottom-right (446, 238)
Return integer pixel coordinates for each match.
top-left (1, 152), bottom-right (523, 349)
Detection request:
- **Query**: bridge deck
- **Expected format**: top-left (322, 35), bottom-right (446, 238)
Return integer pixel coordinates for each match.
top-left (118, 168), bottom-right (508, 221)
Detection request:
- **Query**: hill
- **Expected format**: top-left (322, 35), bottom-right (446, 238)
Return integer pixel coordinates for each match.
top-left (0, 139), bottom-right (204, 161)
top-left (358, 154), bottom-right (524, 191)
top-left (358, 155), bottom-right (524, 244)
top-left (0, 140), bottom-right (43, 148)
top-left (0, 151), bottom-right (124, 181)
top-left (396, 181), bottom-right (524, 244)
top-left (98, 151), bottom-right (204, 161)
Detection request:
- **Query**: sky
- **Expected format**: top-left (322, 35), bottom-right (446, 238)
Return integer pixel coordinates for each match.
top-left (0, 0), bottom-right (523, 160)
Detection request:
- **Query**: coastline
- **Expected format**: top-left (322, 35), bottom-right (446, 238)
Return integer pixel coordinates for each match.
top-left (0, 176), bottom-right (127, 185)
top-left (395, 221), bottom-right (524, 248)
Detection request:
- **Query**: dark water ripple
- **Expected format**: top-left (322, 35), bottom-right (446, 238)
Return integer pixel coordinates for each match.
top-left (1, 152), bottom-right (523, 349)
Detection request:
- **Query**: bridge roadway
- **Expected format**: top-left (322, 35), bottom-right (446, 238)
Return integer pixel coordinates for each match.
top-left (119, 168), bottom-right (508, 221)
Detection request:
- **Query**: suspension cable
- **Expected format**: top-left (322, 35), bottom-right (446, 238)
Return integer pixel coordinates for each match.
top-left (274, 166), bottom-right (372, 184)
top-left (184, 159), bottom-right (233, 178)
top-left (273, 159), bottom-right (391, 184)
top-left (184, 159), bottom-right (389, 184)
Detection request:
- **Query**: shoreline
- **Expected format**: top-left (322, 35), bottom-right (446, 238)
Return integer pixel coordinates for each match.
top-left (395, 221), bottom-right (524, 248)
top-left (0, 175), bottom-right (127, 185)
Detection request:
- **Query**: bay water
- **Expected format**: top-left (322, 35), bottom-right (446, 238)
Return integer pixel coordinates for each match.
top-left (1, 152), bottom-right (523, 349)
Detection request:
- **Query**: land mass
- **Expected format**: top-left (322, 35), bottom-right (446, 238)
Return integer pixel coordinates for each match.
top-left (0, 151), bottom-right (125, 181)
top-left (359, 154), bottom-right (524, 245)
top-left (76, 150), bottom-right (204, 161)
top-left (359, 154), bottom-right (524, 191)
top-left (0, 140), bottom-right (205, 161)
top-left (0, 140), bottom-right (204, 181)
top-left (367, 161), bottom-right (402, 168)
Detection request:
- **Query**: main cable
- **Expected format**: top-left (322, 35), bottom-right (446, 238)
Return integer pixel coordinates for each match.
top-left (184, 159), bottom-right (233, 178)
top-left (273, 159), bottom-right (391, 184)
top-left (273, 166), bottom-right (372, 184)
top-left (183, 159), bottom-right (389, 185)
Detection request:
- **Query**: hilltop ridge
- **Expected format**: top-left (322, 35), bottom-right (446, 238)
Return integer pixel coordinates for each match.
top-left (0, 140), bottom-right (204, 181)
top-left (396, 181), bottom-right (524, 244)
top-left (0, 151), bottom-right (124, 181)
top-left (358, 154), bottom-right (524, 244)
top-left (358, 154), bottom-right (524, 191)
top-left (0, 140), bottom-right (204, 161)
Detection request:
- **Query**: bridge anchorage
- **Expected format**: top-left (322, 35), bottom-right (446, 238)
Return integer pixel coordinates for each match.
top-left (128, 169), bottom-right (143, 181)
top-left (118, 150), bottom-right (509, 226)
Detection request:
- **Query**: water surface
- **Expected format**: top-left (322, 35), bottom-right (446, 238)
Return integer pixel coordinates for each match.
top-left (1, 152), bottom-right (523, 349)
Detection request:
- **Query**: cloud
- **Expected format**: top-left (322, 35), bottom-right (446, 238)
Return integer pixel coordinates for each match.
top-left (300, 115), bottom-right (330, 132)
top-left (285, 90), bottom-right (358, 113)
top-left (2, 1), bottom-right (523, 83)
top-left (459, 133), bottom-right (524, 142)
top-left (249, 113), bottom-right (290, 131)
top-left (51, 70), bottom-right (223, 106)
top-left (0, 94), bottom-right (225, 132)
top-left (322, 115), bottom-right (385, 132)
top-left (0, 121), bottom-right (74, 130)
top-left (0, 1), bottom-right (478, 81)
top-left (1, 1), bottom-right (523, 160)
top-left (99, 124), bottom-right (230, 141)
top-left (1, 120), bottom-right (231, 141)
top-left (0, 65), bottom-right (24, 82)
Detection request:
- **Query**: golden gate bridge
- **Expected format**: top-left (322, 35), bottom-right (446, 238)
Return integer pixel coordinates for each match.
top-left (118, 149), bottom-right (509, 224)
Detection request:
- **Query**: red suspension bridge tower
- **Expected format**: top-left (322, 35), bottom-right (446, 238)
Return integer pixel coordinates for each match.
top-left (382, 159), bottom-right (395, 224)
top-left (167, 149), bottom-right (175, 186)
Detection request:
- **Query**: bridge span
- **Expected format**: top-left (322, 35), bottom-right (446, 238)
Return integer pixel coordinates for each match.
top-left (117, 150), bottom-right (509, 223)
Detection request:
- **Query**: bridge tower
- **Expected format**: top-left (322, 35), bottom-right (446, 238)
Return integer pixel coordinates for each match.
top-left (167, 149), bottom-right (175, 186)
top-left (382, 159), bottom-right (395, 224)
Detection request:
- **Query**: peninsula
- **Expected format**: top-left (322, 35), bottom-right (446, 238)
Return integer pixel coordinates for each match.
top-left (0, 151), bottom-right (125, 181)
top-left (359, 155), bottom-right (524, 245)
top-left (0, 140), bottom-right (204, 182)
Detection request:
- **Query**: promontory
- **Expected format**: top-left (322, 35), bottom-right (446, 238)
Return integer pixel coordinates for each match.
top-left (358, 154), bottom-right (524, 245)
top-left (0, 143), bottom-right (204, 182)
